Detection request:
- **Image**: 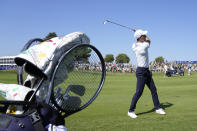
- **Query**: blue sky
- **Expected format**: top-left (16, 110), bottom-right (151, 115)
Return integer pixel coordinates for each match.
top-left (0, 0), bottom-right (197, 65)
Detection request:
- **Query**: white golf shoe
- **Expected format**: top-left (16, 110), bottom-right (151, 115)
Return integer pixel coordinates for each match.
top-left (128, 111), bottom-right (137, 118)
top-left (156, 108), bottom-right (166, 115)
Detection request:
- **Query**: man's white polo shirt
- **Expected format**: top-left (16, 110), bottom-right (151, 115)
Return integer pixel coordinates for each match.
top-left (132, 42), bottom-right (150, 68)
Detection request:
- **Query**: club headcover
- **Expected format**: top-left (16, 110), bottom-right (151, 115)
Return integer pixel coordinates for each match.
top-left (0, 83), bottom-right (32, 101)
top-left (0, 83), bottom-right (34, 114)
top-left (14, 32), bottom-right (90, 79)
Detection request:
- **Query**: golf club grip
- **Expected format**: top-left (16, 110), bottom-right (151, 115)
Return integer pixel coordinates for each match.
top-left (49, 44), bottom-right (106, 117)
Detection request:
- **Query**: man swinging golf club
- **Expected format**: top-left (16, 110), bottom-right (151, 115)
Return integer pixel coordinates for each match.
top-left (128, 29), bottom-right (166, 118)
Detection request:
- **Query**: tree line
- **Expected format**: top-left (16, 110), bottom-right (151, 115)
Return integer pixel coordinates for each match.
top-left (104, 54), bottom-right (130, 64)
top-left (104, 54), bottom-right (165, 64)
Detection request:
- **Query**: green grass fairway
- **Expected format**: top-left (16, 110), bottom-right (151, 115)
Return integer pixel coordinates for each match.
top-left (66, 72), bottom-right (197, 131)
top-left (0, 71), bottom-right (197, 130)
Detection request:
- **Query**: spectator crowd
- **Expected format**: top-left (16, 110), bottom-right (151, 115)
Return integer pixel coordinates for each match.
top-left (104, 61), bottom-right (197, 73)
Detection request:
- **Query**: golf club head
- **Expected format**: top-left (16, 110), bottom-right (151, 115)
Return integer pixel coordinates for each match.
top-left (53, 86), bottom-right (83, 111)
top-left (67, 85), bottom-right (86, 96)
top-left (103, 20), bottom-right (108, 24)
top-left (61, 96), bottom-right (81, 111)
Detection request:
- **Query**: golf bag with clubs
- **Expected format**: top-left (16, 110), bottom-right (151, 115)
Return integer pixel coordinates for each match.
top-left (0, 32), bottom-right (106, 131)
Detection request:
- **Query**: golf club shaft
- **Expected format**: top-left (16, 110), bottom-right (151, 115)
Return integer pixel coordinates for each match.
top-left (105, 20), bottom-right (135, 31)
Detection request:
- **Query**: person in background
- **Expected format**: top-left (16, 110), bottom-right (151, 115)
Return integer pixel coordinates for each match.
top-left (164, 64), bottom-right (168, 77)
top-left (188, 61), bottom-right (191, 76)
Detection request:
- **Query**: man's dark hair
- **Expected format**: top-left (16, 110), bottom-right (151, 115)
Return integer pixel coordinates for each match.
top-left (137, 35), bottom-right (146, 42)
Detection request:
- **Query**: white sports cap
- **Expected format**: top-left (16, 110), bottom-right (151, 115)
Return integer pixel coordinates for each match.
top-left (134, 29), bottom-right (148, 39)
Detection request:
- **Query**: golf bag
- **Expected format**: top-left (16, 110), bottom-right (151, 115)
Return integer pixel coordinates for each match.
top-left (0, 32), bottom-right (106, 131)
